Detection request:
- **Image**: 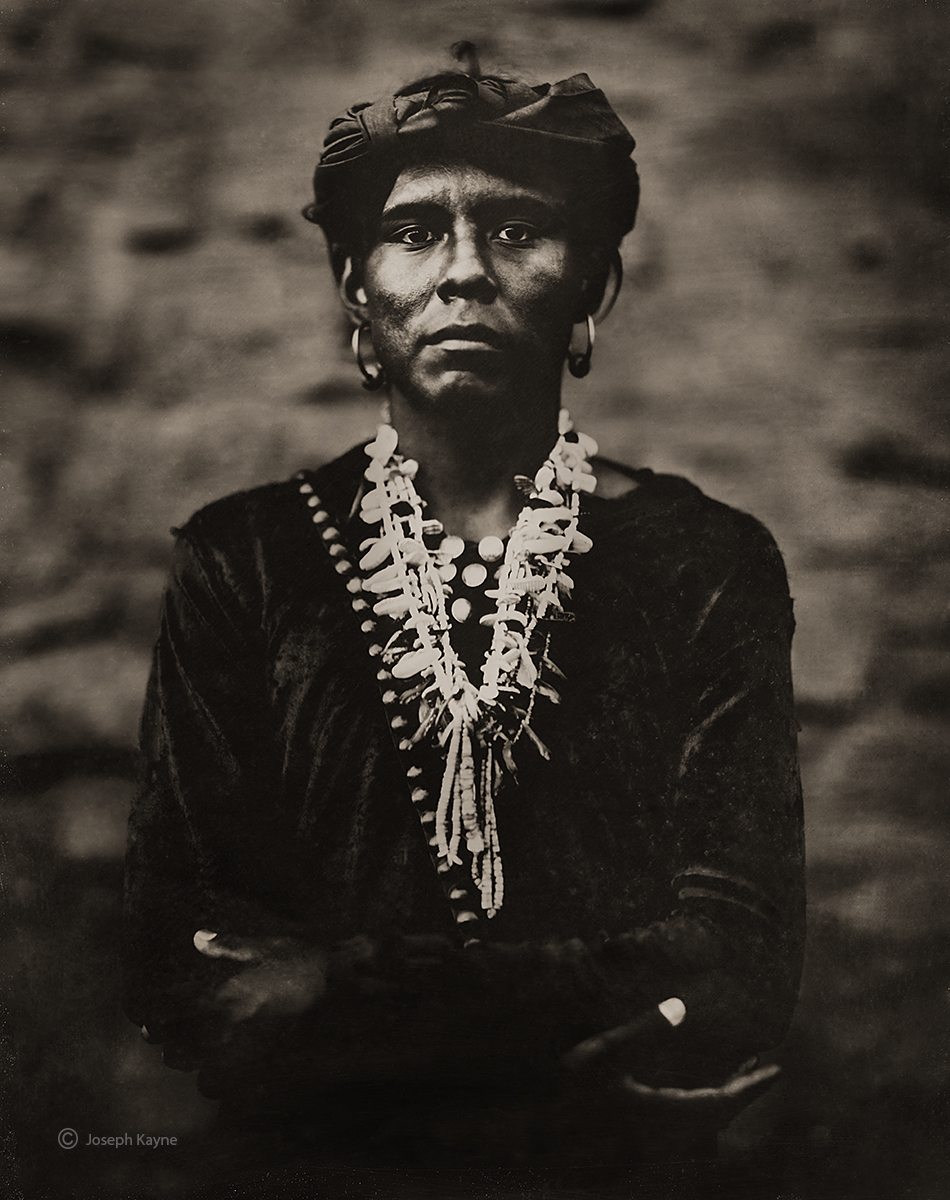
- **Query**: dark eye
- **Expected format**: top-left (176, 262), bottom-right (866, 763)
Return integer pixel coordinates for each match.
top-left (393, 226), bottom-right (437, 246)
top-left (496, 223), bottom-right (537, 245)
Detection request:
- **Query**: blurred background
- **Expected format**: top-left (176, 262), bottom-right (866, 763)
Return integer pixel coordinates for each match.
top-left (1, 0), bottom-right (948, 1196)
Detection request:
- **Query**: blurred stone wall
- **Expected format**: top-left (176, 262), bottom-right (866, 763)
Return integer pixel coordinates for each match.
top-left (2, 1), bottom-right (948, 1196)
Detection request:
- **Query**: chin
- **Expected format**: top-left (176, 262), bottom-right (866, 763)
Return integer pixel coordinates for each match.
top-left (403, 369), bottom-right (513, 416)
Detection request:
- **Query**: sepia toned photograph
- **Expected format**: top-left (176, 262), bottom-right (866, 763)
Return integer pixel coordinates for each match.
top-left (2, 2), bottom-right (948, 1197)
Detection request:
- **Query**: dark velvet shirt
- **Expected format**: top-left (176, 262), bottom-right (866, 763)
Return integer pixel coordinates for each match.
top-left (124, 445), bottom-right (805, 1158)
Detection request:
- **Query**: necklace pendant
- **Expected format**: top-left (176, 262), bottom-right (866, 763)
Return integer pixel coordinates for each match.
top-left (308, 413), bottom-right (598, 918)
top-left (477, 535), bottom-right (505, 562)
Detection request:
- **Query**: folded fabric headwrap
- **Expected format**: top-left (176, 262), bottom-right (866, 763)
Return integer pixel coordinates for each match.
top-left (304, 69), bottom-right (639, 260)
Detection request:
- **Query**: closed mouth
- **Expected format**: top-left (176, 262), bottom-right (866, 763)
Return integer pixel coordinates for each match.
top-left (424, 325), bottom-right (505, 349)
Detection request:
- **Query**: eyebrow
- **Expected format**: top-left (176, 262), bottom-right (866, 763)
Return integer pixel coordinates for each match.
top-left (378, 195), bottom-right (567, 225)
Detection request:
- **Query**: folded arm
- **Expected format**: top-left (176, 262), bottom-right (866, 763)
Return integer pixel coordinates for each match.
top-left (126, 508), bottom-right (804, 1105)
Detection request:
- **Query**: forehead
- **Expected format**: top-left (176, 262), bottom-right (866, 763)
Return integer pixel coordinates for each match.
top-left (380, 161), bottom-right (572, 216)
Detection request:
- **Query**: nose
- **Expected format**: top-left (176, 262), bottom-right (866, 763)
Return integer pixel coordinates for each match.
top-left (436, 227), bottom-right (497, 304)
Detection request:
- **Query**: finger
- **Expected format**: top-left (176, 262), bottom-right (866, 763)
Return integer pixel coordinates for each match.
top-left (193, 930), bottom-right (219, 955)
top-left (622, 1063), bottom-right (781, 1104)
top-left (719, 1062), bottom-right (781, 1098)
top-left (193, 931), bottom-right (264, 963)
top-left (561, 1010), bottom-right (660, 1070)
top-left (212, 974), bottom-right (273, 1023)
top-left (333, 935), bottom-right (378, 967)
top-left (161, 1042), bottom-right (206, 1072)
top-left (216, 990), bottom-right (262, 1024)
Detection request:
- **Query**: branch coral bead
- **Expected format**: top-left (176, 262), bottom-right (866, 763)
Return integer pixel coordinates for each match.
top-left (299, 411), bottom-right (596, 920)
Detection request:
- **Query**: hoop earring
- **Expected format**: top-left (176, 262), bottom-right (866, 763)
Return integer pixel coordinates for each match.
top-left (567, 314), bottom-right (595, 379)
top-left (352, 323), bottom-right (387, 391)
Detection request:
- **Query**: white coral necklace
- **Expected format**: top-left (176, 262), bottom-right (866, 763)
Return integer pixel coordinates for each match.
top-left (303, 409), bottom-right (597, 919)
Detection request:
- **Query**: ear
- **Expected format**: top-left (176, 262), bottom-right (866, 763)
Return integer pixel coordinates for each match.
top-left (570, 270), bottom-right (598, 325)
top-left (339, 257), bottom-right (370, 326)
top-left (572, 285), bottom-right (594, 325)
top-left (571, 241), bottom-right (617, 322)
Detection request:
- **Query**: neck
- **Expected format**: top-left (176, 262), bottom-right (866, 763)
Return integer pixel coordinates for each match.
top-left (389, 394), bottom-right (560, 542)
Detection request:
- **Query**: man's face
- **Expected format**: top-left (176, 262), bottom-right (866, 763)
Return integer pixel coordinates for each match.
top-left (356, 161), bottom-right (587, 418)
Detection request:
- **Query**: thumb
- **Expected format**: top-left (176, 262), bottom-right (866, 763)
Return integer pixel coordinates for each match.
top-left (193, 930), bottom-right (264, 962)
top-left (622, 1062), bottom-right (781, 1107)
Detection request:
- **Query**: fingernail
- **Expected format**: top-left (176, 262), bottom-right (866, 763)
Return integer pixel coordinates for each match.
top-left (658, 997), bottom-right (686, 1027)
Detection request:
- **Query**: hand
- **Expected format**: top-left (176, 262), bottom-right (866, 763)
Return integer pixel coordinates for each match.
top-left (561, 1003), bottom-right (781, 1120)
top-left (193, 929), bottom-right (328, 1024)
top-left (191, 929), bottom-right (460, 1023)
top-left (157, 930), bottom-right (367, 1076)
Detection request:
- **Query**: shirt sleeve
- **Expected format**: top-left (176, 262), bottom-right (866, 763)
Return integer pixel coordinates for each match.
top-left (497, 512), bottom-right (805, 1087)
top-left (609, 514), bottom-right (805, 1080)
top-left (122, 516), bottom-right (291, 1043)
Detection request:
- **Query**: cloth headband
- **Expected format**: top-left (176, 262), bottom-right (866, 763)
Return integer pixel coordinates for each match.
top-left (304, 71), bottom-right (638, 238)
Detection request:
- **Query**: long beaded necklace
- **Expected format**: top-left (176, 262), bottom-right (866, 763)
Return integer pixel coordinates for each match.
top-left (302, 409), bottom-right (597, 919)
